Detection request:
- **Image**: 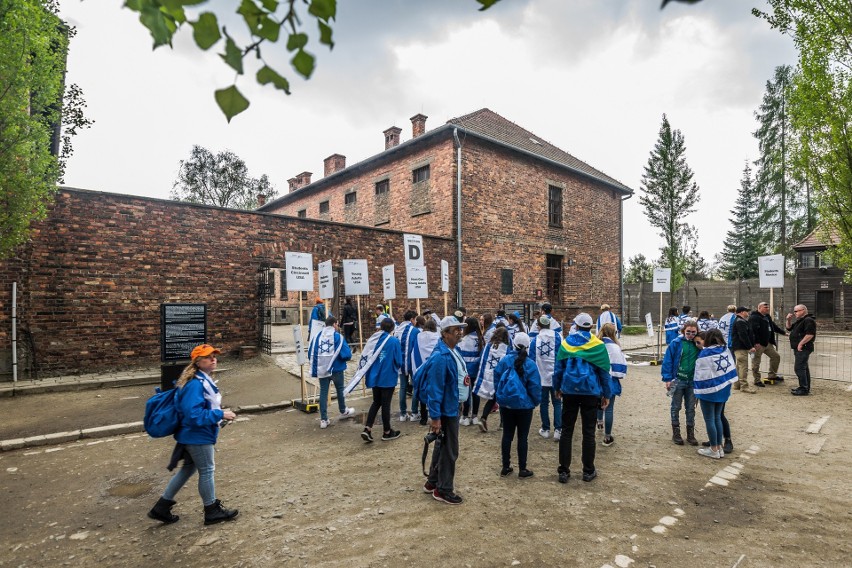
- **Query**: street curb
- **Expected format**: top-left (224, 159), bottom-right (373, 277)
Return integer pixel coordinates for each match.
top-left (0, 400), bottom-right (295, 452)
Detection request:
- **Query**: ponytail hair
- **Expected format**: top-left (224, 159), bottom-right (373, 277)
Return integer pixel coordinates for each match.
top-left (514, 345), bottom-right (528, 378)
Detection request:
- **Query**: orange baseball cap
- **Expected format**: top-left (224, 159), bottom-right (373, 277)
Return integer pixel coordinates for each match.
top-left (191, 344), bottom-right (221, 359)
top-left (315, 298), bottom-right (323, 304)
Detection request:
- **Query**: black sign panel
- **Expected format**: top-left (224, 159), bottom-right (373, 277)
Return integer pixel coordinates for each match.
top-left (160, 303), bottom-right (207, 362)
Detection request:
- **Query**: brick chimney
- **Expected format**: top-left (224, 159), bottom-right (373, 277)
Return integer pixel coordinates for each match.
top-left (384, 126), bottom-right (402, 150)
top-left (323, 154), bottom-right (346, 177)
top-left (411, 114), bottom-right (427, 138)
top-left (287, 172), bottom-right (313, 192)
top-left (287, 177), bottom-right (298, 192)
top-left (257, 193), bottom-right (267, 207)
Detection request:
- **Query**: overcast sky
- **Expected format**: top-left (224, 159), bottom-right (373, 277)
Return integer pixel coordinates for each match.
top-left (59, 0), bottom-right (796, 267)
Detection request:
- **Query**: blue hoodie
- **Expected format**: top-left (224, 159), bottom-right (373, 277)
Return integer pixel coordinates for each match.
top-left (365, 332), bottom-right (402, 388)
top-left (175, 373), bottom-right (224, 445)
top-left (494, 351), bottom-right (542, 410)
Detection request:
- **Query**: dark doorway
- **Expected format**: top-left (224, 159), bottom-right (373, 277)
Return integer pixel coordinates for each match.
top-left (815, 290), bottom-right (834, 319)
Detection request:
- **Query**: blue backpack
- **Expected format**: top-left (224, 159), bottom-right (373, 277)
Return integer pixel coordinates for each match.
top-left (144, 387), bottom-right (181, 438)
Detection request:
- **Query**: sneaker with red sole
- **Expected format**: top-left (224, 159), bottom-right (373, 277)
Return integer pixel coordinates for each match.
top-left (423, 481), bottom-right (436, 494)
top-left (432, 489), bottom-right (463, 505)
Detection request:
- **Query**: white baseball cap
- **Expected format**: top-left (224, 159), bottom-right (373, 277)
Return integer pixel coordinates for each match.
top-left (440, 316), bottom-right (468, 331)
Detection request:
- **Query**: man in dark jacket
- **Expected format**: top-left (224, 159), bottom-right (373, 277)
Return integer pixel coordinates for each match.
top-left (731, 307), bottom-right (757, 393)
top-left (785, 305), bottom-right (817, 395)
top-left (748, 302), bottom-right (787, 387)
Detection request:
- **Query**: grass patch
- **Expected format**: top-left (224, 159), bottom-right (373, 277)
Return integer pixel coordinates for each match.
top-left (621, 326), bottom-right (647, 335)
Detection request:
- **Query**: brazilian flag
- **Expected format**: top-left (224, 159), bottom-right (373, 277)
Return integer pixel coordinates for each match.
top-left (556, 331), bottom-right (610, 372)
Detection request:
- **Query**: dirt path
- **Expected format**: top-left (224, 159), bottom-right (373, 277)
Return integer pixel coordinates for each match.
top-left (0, 363), bottom-right (849, 567)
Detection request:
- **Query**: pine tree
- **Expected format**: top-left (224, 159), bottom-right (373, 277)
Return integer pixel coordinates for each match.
top-left (719, 163), bottom-right (768, 279)
top-left (753, 65), bottom-right (809, 268)
top-left (639, 114), bottom-right (701, 295)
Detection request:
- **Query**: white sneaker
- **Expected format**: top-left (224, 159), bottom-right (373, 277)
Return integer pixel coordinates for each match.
top-left (698, 447), bottom-right (722, 459)
top-left (471, 416), bottom-right (480, 425)
top-left (399, 413), bottom-right (408, 422)
top-left (410, 413), bottom-right (421, 422)
top-left (460, 417), bottom-right (471, 426)
top-left (339, 407), bottom-right (355, 419)
top-left (553, 429), bottom-right (562, 441)
top-left (320, 420), bottom-right (329, 429)
top-left (539, 428), bottom-right (550, 439)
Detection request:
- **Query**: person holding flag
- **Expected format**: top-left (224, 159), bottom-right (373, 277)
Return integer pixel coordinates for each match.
top-left (693, 329), bottom-right (738, 459)
top-left (553, 313), bottom-right (612, 484)
top-left (310, 317), bottom-right (356, 429)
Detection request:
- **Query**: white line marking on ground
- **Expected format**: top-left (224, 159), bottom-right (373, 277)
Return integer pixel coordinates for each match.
top-left (673, 508), bottom-right (685, 516)
top-left (651, 525), bottom-right (666, 534)
top-left (731, 554), bottom-right (747, 568)
top-left (709, 476), bottom-right (730, 486)
top-left (614, 555), bottom-right (634, 567)
top-left (806, 438), bottom-right (827, 455)
top-left (846, 384), bottom-right (852, 392)
top-left (806, 416), bottom-right (830, 434)
top-left (44, 447), bottom-right (66, 453)
top-left (659, 516), bottom-right (677, 526)
top-left (722, 466), bottom-right (741, 476)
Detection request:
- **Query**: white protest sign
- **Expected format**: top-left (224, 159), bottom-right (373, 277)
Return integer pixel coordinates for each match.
top-left (403, 234), bottom-right (424, 269)
top-left (441, 260), bottom-right (449, 293)
top-left (406, 265), bottom-right (429, 299)
top-left (318, 260), bottom-right (334, 300)
top-left (758, 254), bottom-right (785, 289)
top-left (652, 268), bottom-right (671, 293)
top-left (343, 259), bottom-right (370, 296)
top-left (382, 265), bottom-right (396, 300)
top-left (645, 313), bottom-right (655, 337)
top-left (285, 252), bottom-right (314, 292)
top-left (293, 325), bottom-right (307, 365)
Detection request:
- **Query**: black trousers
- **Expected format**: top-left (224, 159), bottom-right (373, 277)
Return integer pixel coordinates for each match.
top-left (428, 416), bottom-right (460, 493)
top-left (558, 395), bottom-right (599, 475)
top-left (366, 387), bottom-right (394, 432)
top-left (501, 408), bottom-right (533, 470)
top-left (793, 349), bottom-right (812, 391)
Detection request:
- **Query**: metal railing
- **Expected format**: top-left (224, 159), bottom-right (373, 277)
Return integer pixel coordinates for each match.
top-left (756, 335), bottom-right (852, 384)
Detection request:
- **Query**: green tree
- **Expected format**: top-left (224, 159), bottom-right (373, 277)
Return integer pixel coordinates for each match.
top-left (623, 254), bottom-right (655, 284)
top-left (718, 163), bottom-right (768, 280)
top-left (171, 145), bottom-right (278, 210)
top-left (639, 114), bottom-right (701, 295)
top-left (0, 0), bottom-right (91, 259)
top-left (755, 1), bottom-right (852, 278)
top-left (753, 65), bottom-right (809, 265)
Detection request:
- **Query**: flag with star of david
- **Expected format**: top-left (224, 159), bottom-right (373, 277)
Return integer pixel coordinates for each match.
top-left (310, 326), bottom-right (343, 378)
top-left (693, 345), bottom-right (738, 396)
top-left (344, 331), bottom-right (391, 395)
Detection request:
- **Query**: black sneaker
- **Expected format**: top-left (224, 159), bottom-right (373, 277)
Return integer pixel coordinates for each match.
top-left (723, 439), bottom-right (734, 454)
top-left (558, 470), bottom-right (569, 484)
top-left (702, 440), bottom-right (711, 447)
top-left (754, 380), bottom-right (765, 387)
top-left (381, 430), bottom-right (401, 441)
top-left (419, 416), bottom-right (428, 426)
top-left (361, 428), bottom-right (374, 443)
top-left (500, 466), bottom-right (514, 477)
top-left (423, 481), bottom-right (436, 494)
top-left (791, 387), bottom-right (809, 396)
top-left (432, 489), bottom-right (463, 505)
top-left (519, 469), bottom-right (534, 479)
top-left (582, 470), bottom-right (598, 482)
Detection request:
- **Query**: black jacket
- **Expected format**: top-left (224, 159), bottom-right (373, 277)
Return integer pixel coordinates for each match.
top-left (731, 316), bottom-right (755, 351)
top-left (342, 303), bottom-right (358, 325)
top-left (748, 310), bottom-right (786, 347)
top-left (787, 314), bottom-right (816, 352)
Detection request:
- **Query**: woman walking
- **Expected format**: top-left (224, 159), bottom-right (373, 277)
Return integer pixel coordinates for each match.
top-left (148, 344), bottom-right (239, 525)
top-left (494, 332), bottom-right (541, 478)
top-left (361, 318), bottom-right (403, 442)
top-left (693, 329), bottom-right (738, 459)
top-left (473, 326), bottom-right (510, 432)
top-left (596, 323), bottom-right (626, 447)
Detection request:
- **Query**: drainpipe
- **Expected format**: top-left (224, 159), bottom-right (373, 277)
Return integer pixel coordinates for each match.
top-left (620, 193), bottom-right (632, 325)
top-left (12, 282), bottom-right (17, 383)
top-left (454, 128), bottom-right (463, 307)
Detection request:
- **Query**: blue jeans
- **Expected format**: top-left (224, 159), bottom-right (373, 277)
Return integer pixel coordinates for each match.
top-left (398, 371), bottom-right (420, 414)
top-left (320, 371), bottom-right (347, 421)
top-left (540, 386), bottom-right (562, 432)
top-left (596, 396), bottom-right (616, 435)
top-left (670, 382), bottom-right (695, 426)
top-left (699, 399), bottom-right (725, 446)
top-left (162, 443), bottom-right (216, 506)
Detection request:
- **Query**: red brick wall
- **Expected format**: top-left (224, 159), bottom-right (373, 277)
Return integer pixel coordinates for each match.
top-left (0, 189), bottom-right (455, 376)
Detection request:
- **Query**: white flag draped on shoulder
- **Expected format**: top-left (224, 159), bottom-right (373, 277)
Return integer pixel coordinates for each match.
top-left (311, 326), bottom-right (343, 379)
top-left (344, 331), bottom-right (391, 395)
top-left (693, 346), bottom-right (738, 395)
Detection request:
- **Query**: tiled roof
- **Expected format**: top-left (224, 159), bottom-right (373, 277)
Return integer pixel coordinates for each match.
top-left (447, 108), bottom-right (632, 194)
top-left (792, 227), bottom-right (841, 249)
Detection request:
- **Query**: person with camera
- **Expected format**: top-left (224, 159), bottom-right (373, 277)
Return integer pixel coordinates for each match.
top-left (494, 332), bottom-right (541, 478)
top-left (422, 316), bottom-right (469, 505)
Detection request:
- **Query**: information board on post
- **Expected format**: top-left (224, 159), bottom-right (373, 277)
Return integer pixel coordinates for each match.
top-left (441, 260), bottom-right (449, 293)
top-left (285, 252), bottom-right (315, 292)
top-left (645, 313), bottom-right (655, 337)
top-left (758, 254), bottom-right (785, 289)
top-left (403, 234), bottom-right (425, 269)
top-left (652, 268), bottom-right (672, 293)
top-left (318, 260), bottom-right (334, 300)
top-left (293, 324), bottom-right (307, 365)
top-left (382, 265), bottom-right (396, 300)
top-left (160, 303), bottom-right (207, 362)
top-left (406, 265), bottom-right (429, 299)
top-left (343, 259), bottom-right (370, 296)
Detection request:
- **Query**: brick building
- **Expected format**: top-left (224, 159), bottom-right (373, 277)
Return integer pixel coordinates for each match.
top-left (260, 108), bottom-right (633, 316)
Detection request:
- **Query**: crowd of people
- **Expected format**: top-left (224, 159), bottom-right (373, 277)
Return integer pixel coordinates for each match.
top-left (146, 299), bottom-right (817, 520)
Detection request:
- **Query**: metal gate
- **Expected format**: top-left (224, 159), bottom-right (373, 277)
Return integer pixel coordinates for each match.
top-left (258, 264), bottom-right (273, 355)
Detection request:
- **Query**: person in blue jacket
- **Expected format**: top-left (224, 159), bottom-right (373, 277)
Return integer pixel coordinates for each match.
top-left (664, 307), bottom-right (680, 344)
top-left (310, 317), bottom-right (355, 429)
top-left (693, 329), bottom-right (737, 459)
top-left (553, 313), bottom-right (612, 484)
top-left (494, 332), bottom-right (542, 478)
top-left (310, 298), bottom-right (328, 322)
top-left (422, 316), bottom-right (469, 505)
top-left (360, 318), bottom-right (403, 442)
top-left (148, 344), bottom-right (238, 526)
top-left (661, 320), bottom-right (700, 446)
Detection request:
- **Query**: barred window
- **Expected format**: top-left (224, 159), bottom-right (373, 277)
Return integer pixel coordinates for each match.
top-left (548, 185), bottom-right (563, 227)
top-left (546, 254), bottom-right (562, 300)
top-left (319, 201), bottom-right (329, 214)
top-left (375, 179), bottom-right (389, 195)
top-left (345, 192), bottom-right (357, 205)
top-left (412, 165), bottom-right (430, 183)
